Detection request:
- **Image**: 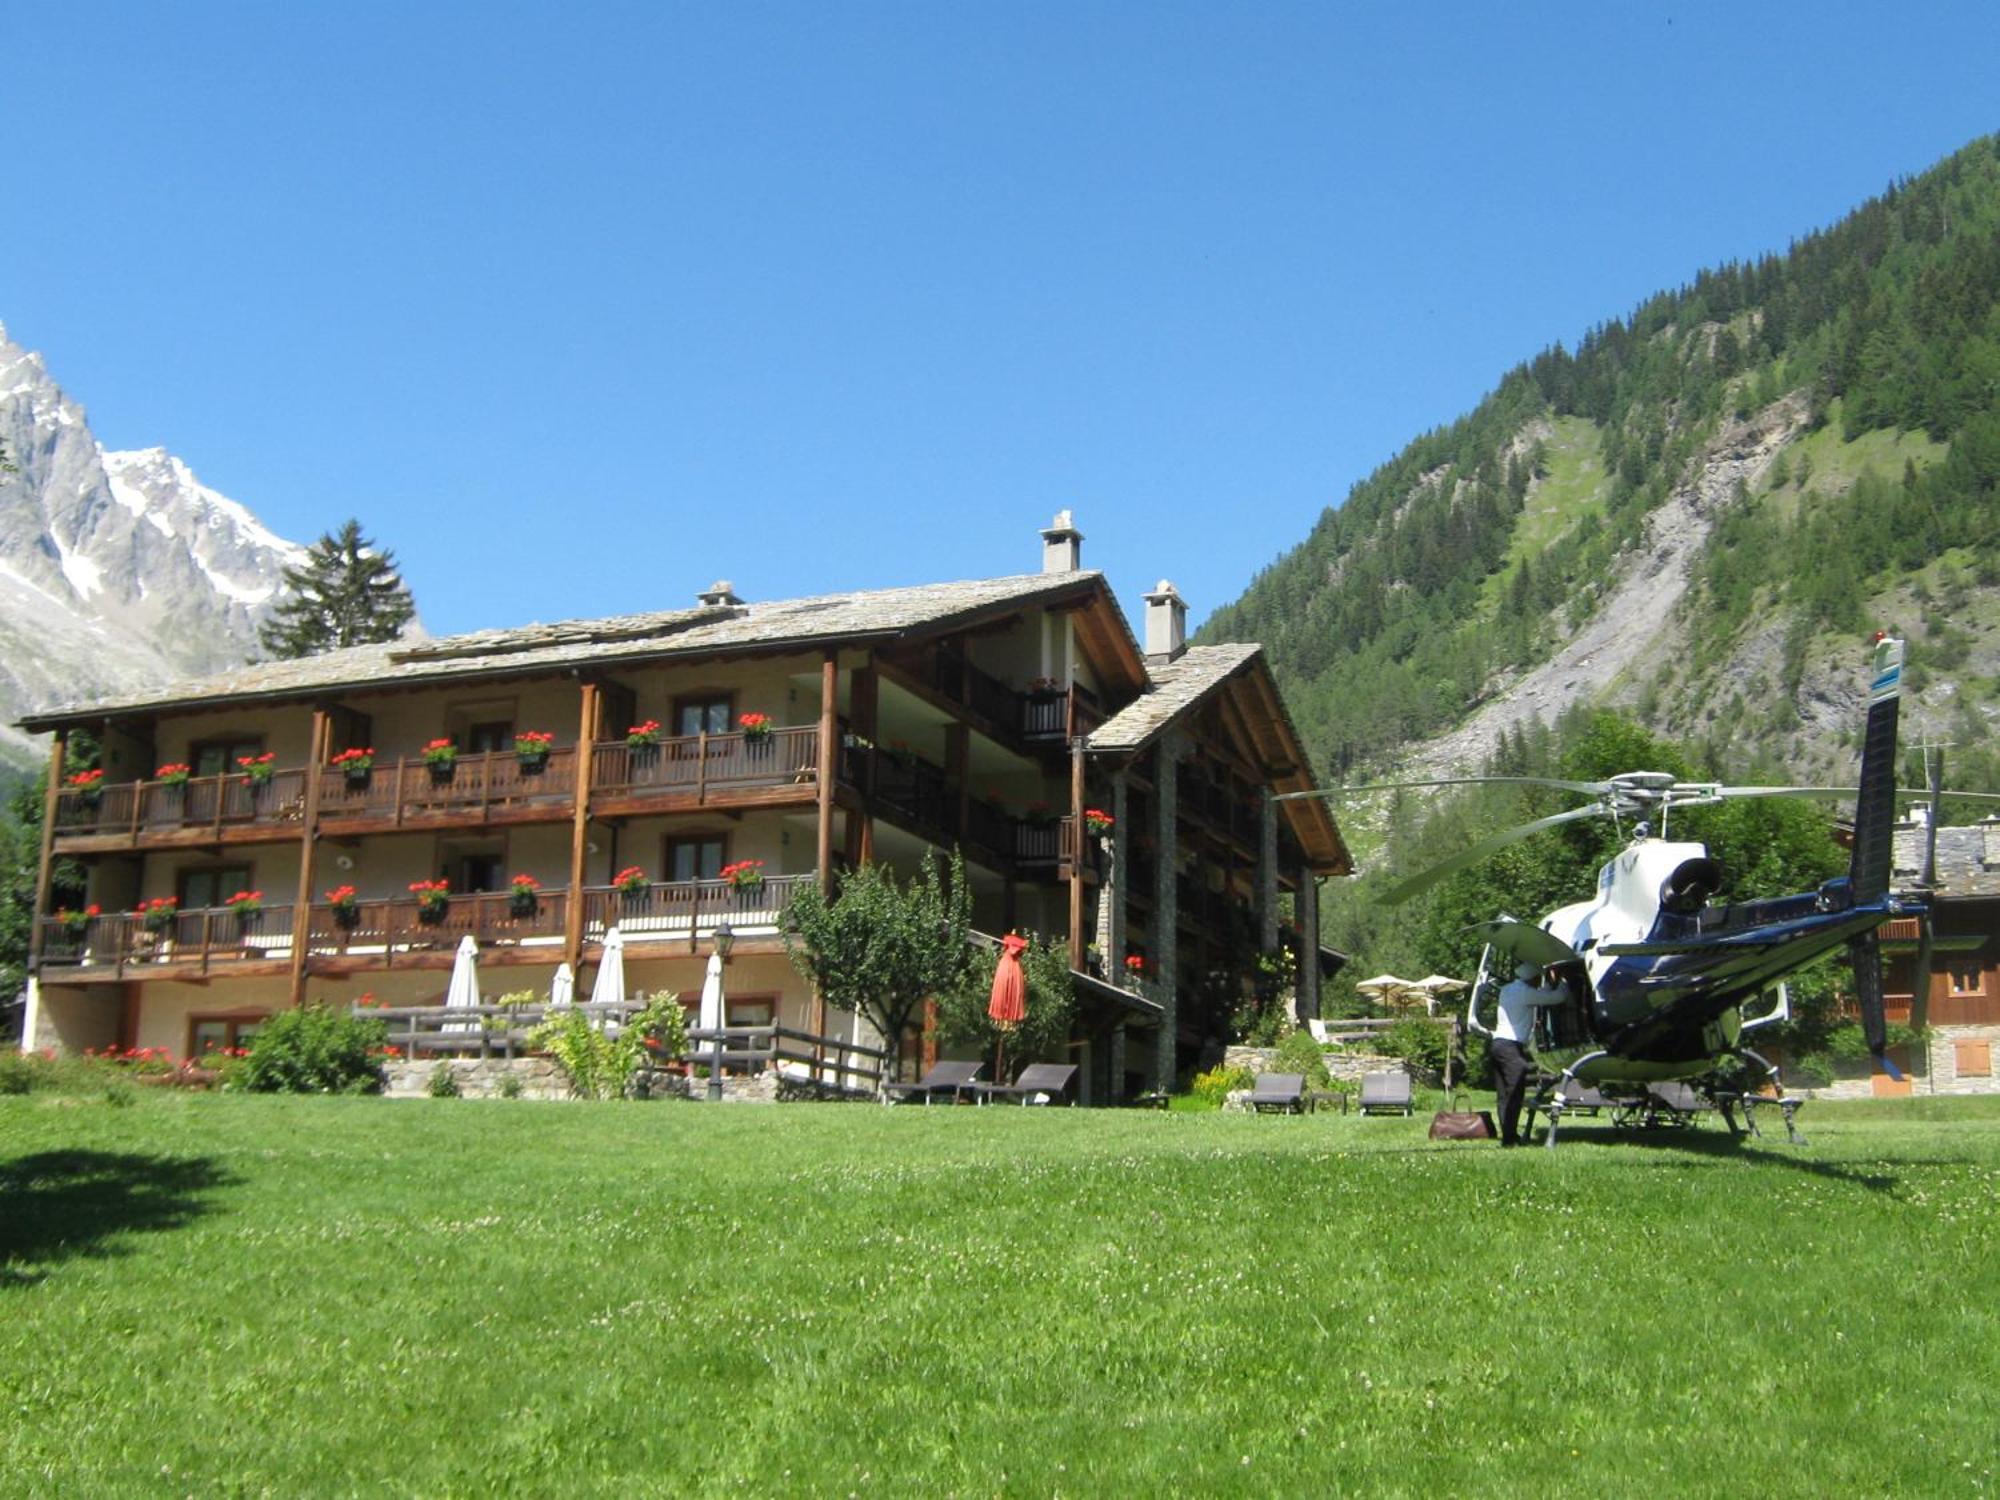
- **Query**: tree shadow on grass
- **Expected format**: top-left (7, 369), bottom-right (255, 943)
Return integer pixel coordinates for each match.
top-left (0, 1150), bottom-right (239, 1288)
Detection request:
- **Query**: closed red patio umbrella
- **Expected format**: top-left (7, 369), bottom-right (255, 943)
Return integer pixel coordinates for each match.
top-left (988, 932), bottom-right (1029, 1084)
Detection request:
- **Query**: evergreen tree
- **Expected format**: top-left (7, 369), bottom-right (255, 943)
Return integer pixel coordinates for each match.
top-left (259, 519), bottom-right (417, 659)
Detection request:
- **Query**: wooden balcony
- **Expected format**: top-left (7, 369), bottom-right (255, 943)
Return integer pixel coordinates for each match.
top-left (52, 768), bottom-right (311, 851)
top-left (591, 727), bottom-right (820, 813)
top-left (317, 746), bottom-right (580, 831)
top-left (37, 905), bottom-right (299, 979)
top-left (581, 872), bottom-right (814, 950)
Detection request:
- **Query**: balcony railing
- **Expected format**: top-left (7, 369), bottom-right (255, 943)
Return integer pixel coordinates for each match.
top-left (591, 726), bottom-right (819, 801)
top-left (319, 746), bottom-right (579, 823)
top-left (38, 904), bottom-right (298, 975)
top-left (307, 888), bottom-right (572, 960)
top-left (53, 768), bottom-right (312, 839)
top-left (932, 649), bottom-right (1103, 747)
top-left (582, 873), bottom-right (813, 948)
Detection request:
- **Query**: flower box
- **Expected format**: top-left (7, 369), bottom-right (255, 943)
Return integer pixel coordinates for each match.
top-left (1084, 808), bottom-right (1115, 836)
top-left (237, 752), bottom-right (276, 786)
top-left (54, 904), bottom-right (100, 940)
top-left (738, 712), bottom-right (774, 744)
top-left (409, 879), bottom-right (450, 924)
top-left (509, 873), bottom-right (541, 917)
top-left (65, 768), bottom-right (106, 804)
top-left (613, 866), bottom-right (651, 900)
top-left (225, 890), bottom-right (263, 926)
top-left (155, 762), bottom-right (192, 787)
top-left (326, 884), bottom-right (361, 929)
top-left (137, 896), bottom-right (178, 935)
top-left (514, 731), bottom-right (553, 771)
top-left (721, 859), bottom-right (765, 890)
top-left (626, 720), bottom-right (662, 749)
top-left (420, 738), bottom-right (458, 777)
top-left (331, 748), bottom-right (374, 784)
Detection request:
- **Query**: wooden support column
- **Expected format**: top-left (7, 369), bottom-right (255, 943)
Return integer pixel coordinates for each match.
top-left (27, 730), bottom-right (68, 973)
top-left (286, 710), bottom-right (332, 1009)
top-left (814, 651), bottom-right (839, 1039)
top-left (565, 680), bottom-right (601, 977)
top-left (1068, 738), bottom-right (1087, 970)
top-left (1298, 862), bottom-right (1322, 1021)
top-left (852, 658), bottom-right (878, 865)
top-left (816, 651), bottom-right (838, 890)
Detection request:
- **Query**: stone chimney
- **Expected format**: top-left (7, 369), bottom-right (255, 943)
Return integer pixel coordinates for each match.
top-left (1040, 509), bottom-right (1083, 573)
top-left (698, 580), bottom-right (743, 607)
top-left (1144, 580), bottom-right (1187, 664)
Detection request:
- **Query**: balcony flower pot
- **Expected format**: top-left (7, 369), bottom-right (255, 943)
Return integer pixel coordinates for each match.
top-left (331, 749), bottom-right (374, 787)
top-left (65, 768), bottom-right (105, 807)
top-left (226, 892), bottom-right (263, 931)
top-left (421, 740), bottom-right (458, 783)
top-left (237, 752), bottom-right (277, 789)
top-left (738, 713), bottom-right (774, 753)
top-left (613, 867), bottom-right (651, 905)
top-left (514, 731), bottom-right (553, 773)
top-left (156, 763), bottom-right (192, 788)
top-left (137, 897), bottom-right (178, 936)
top-left (1083, 808), bottom-right (1115, 837)
top-left (721, 859), bottom-right (765, 893)
top-left (509, 874), bottom-right (541, 918)
top-left (326, 885), bottom-right (361, 930)
top-left (410, 880), bottom-right (450, 925)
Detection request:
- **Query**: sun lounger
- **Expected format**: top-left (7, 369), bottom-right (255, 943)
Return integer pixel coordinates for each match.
top-left (881, 1059), bottom-right (984, 1105)
top-left (1357, 1069), bottom-right (1414, 1116)
top-left (1247, 1072), bottom-right (1311, 1114)
top-left (971, 1062), bottom-right (1078, 1106)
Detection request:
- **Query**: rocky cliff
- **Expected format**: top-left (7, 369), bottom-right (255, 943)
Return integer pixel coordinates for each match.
top-left (0, 323), bottom-right (303, 766)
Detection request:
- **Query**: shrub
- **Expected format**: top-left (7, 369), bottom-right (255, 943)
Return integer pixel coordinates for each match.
top-left (1379, 1017), bottom-right (1451, 1083)
top-left (1271, 1028), bottom-right (1332, 1091)
top-left (497, 1072), bottom-right (524, 1099)
top-left (1189, 1064), bottom-right (1254, 1108)
top-left (239, 1004), bottom-right (388, 1094)
top-left (529, 993), bottom-right (687, 1100)
top-left (428, 1063), bottom-right (462, 1098)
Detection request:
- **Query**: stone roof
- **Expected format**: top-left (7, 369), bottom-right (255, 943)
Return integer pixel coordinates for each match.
top-left (1892, 820), bottom-right (2000, 899)
top-left (1084, 644), bottom-right (1263, 753)
top-left (20, 571), bottom-right (1117, 728)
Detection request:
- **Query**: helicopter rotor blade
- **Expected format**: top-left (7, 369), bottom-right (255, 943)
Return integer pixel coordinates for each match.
top-left (1848, 930), bottom-right (1902, 1081)
top-left (1376, 804), bottom-right (1613, 906)
top-left (1276, 775), bottom-right (1615, 803)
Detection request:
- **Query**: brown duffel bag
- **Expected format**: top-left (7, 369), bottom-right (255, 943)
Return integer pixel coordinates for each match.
top-left (1429, 1091), bottom-right (1496, 1140)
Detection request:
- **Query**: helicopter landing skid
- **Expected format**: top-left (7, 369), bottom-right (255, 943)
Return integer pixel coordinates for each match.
top-left (1713, 1047), bottom-right (1807, 1146)
top-left (1537, 1052), bottom-right (1611, 1151)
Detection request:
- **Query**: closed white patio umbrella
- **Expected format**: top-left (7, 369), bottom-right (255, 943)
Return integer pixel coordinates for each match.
top-left (549, 961), bottom-right (575, 1010)
top-left (590, 926), bottom-right (627, 1022)
top-left (443, 935), bottom-right (481, 1033)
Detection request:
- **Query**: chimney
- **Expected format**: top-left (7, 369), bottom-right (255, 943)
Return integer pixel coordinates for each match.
top-left (1040, 509), bottom-right (1083, 573)
top-left (697, 580), bottom-right (743, 607)
top-left (1144, 580), bottom-right (1187, 664)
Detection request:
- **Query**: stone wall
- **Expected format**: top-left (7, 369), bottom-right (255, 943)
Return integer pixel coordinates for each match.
top-left (1223, 1045), bottom-right (1406, 1082)
top-left (381, 1058), bottom-right (796, 1102)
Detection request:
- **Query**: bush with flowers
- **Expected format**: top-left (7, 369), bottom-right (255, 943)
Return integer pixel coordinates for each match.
top-left (65, 766), bottom-right (106, 803)
top-left (54, 903), bottom-right (101, 939)
top-left (409, 879), bottom-right (450, 922)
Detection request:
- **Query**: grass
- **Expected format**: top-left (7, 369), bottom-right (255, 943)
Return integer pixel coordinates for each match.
top-left (5, 1092), bottom-right (1999, 1496)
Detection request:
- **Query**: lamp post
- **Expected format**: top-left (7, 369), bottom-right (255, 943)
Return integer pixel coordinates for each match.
top-left (707, 920), bottom-right (733, 1103)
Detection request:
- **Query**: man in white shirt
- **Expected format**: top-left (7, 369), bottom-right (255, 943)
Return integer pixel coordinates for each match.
top-left (1492, 961), bottom-right (1565, 1147)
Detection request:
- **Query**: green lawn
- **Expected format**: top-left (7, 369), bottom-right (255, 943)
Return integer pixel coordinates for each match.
top-left (5, 1092), bottom-right (1998, 1497)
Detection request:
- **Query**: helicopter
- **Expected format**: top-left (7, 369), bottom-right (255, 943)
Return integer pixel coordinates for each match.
top-left (1282, 635), bottom-right (2000, 1148)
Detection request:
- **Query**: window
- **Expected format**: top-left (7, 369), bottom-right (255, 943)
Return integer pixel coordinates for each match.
top-left (1955, 1040), bottom-right (1992, 1078)
top-left (189, 737), bottom-right (264, 779)
top-left (459, 854), bottom-right (506, 893)
top-left (674, 695), bottom-right (732, 737)
top-left (178, 865), bottom-right (254, 911)
top-left (1948, 964), bottom-right (1986, 997)
top-left (465, 721), bottom-right (513, 755)
top-left (189, 1015), bottom-right (265, 1055)
top-left (665, 835), bottom-right (727, 882)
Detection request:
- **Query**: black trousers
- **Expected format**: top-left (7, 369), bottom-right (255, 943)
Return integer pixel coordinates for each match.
top-left (1491, 1039), bottom-right (1534, 1145)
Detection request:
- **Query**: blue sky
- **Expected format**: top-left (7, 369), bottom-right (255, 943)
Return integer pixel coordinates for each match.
top-left (5, 2), bottom-right (1998, 638)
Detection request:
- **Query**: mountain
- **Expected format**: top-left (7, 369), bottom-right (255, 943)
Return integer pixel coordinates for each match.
top-left (1203, 135), bottom-right (2000, 800)
top-left (0, 322), bottom-right (304, 767)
